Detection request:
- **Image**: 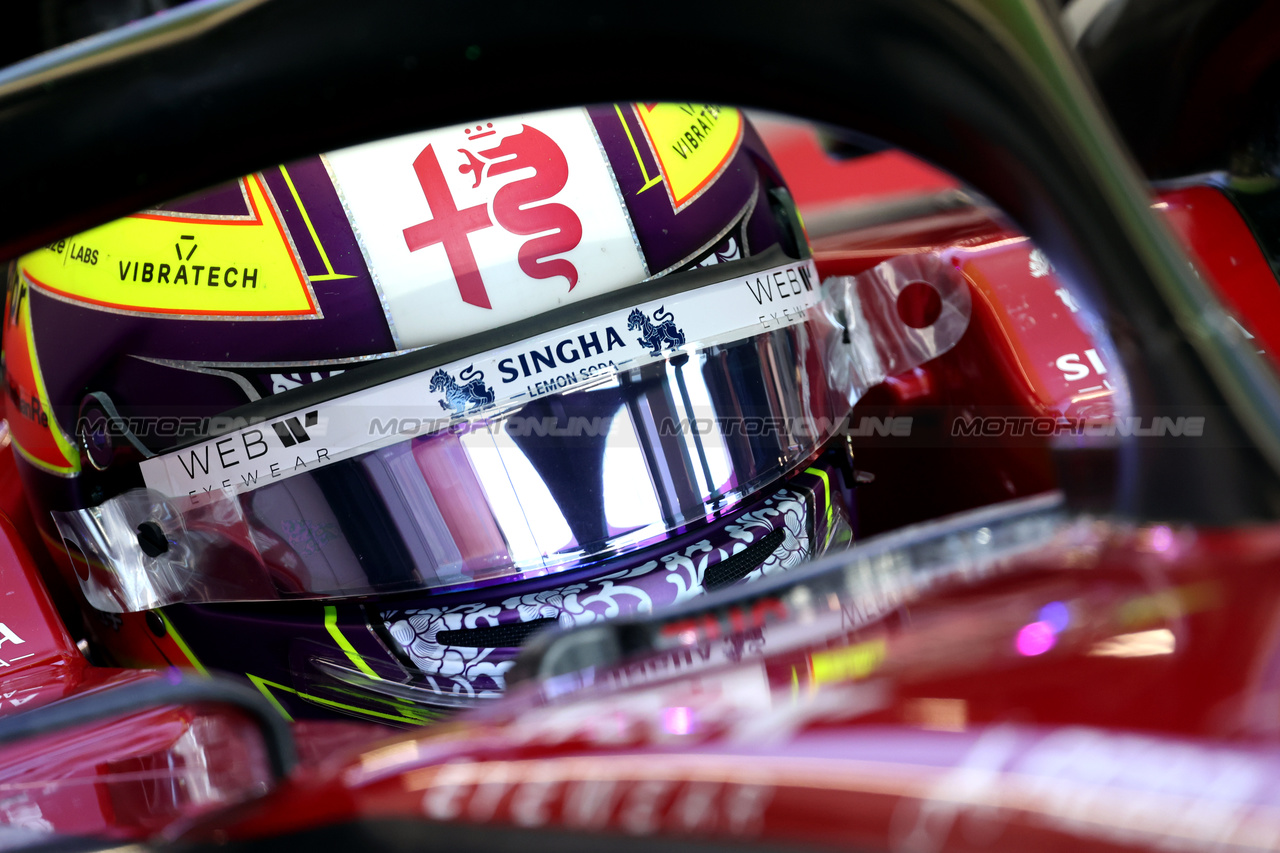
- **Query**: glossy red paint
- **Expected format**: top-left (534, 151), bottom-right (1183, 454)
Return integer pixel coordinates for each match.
top-left (176, 521), bottom-right (1280, 852)
top-left (812, 204), bottom-right (1012, 278)
top-left (0, 692), bottom-right (276, 840)
top-left (810, 206), bottom-right (1089, 535)
top-left (798, 174), bottom-right (1278, 541)
top-left (809, 191), bottom-right (1118, 424)
top-left (0, 487), bottom-right (85, 707)
top-left (753, 117), bottom-right (960, 214)
top-left (1157, 185), bottom-right (1280, 359)
top-left (0, 440), bottom-right (386, 841)
top-left (0, 497), bottom-right (248, 839)
top-left (0, 430), bottom-right (206, 675)
top-left (951, 238), bottom-right (1119, 420)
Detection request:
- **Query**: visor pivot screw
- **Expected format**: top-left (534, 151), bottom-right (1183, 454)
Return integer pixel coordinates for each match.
top-left (146, 611), bottom-right (167, 638)
top-left (136, 521), bottom-right (169, 558)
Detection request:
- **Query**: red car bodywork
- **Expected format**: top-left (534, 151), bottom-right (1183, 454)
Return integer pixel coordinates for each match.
top-left (183, 525), bottom-right (1280, 851)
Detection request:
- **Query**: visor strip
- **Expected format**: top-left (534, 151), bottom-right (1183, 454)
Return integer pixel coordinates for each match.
top-left (140, 259), bottom-right (821, 498)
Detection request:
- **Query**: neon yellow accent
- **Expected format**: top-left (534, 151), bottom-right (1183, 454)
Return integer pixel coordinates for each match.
top-left (614, 104), bottom-right (664, 194)
top-left (804, 466), bottom-right (835, 537)
top-left (247, 674), bottom-right (295, 722)
top-left (18, 290), bottom-right (79, 475)
top-left (159, 611), bottom-right (209, 676)
top-left (633, 104), bottom-right (742, 207)
top-left (20, 176), bottom-right (319, 318)
top-left (319, 682), bottom-right (437, 723)
top-left (810, 639), bottom-right (887, 686)
top-left (790, 665), bottom-right (800, 702)
top-left (9, 436), bottom-right (76, 477)
top-left (278, 165), bottom-right (356, 281)
top-left (247, 674), bottom-right (435, 725)
top-left (324, 605), bottom-right (381, 680)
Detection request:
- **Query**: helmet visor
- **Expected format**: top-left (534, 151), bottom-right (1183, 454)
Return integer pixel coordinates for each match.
top-left (55, 258), bottom-right (849, 610)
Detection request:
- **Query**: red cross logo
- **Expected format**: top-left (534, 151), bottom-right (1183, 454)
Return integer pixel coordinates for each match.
top-left (402, 143), bottom-right (494, 309)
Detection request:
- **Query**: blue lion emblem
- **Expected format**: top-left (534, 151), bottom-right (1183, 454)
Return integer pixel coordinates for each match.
top-left (429, 365), bottom-right (495, 415)
top-left (627, 306), bottom-right (686, 357)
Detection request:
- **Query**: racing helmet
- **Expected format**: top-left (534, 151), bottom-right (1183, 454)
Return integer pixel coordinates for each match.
top-left (7, 104), bottom-right (861, 723)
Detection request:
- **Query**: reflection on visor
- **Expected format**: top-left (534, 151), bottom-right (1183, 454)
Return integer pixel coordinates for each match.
top-left (53, 254), bottom-right (972, 612)
top-left (272, 333), bottom-right (843, 592)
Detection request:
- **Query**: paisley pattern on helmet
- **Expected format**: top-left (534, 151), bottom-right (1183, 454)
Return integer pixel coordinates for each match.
top-left (383, 488), bottom-right (815, 700)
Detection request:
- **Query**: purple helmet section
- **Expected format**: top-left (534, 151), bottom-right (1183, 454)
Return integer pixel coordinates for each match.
top-left (589, 105), bottom-right (771, 273)
top-left (151, 180), bottom-right (258, 217)
top-left (29, 161), bottom-right (397, 427)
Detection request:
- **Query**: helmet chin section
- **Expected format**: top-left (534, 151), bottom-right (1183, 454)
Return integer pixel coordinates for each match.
top-left (175, 465), bottom-right (851, 724)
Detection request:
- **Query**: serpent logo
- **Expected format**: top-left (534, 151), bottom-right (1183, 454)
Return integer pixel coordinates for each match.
top-left (403, 124), bottom-right (583, 310)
